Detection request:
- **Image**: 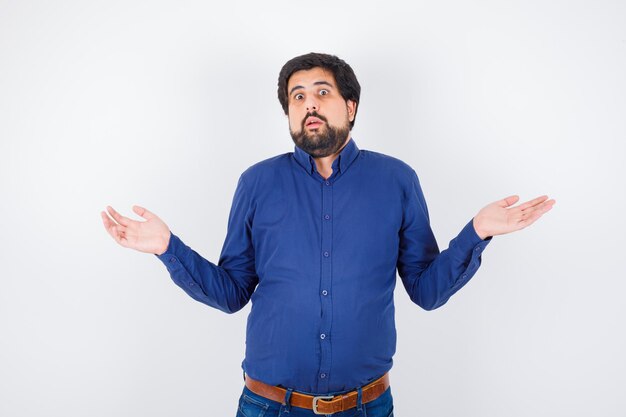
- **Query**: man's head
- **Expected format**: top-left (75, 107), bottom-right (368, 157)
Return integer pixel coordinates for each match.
top-left (277, 53), bottom-right (361, 158)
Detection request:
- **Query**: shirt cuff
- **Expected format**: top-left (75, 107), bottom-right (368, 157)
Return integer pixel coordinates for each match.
top-left (154, 231), bottom-right (187, 271)
top-left (449, 218), bottom-right (493, 262)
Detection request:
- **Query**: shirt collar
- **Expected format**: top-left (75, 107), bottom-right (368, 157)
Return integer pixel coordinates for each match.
top-left (293, 137), bottom-right (360, 175)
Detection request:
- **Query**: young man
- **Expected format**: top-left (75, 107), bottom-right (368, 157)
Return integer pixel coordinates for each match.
top-left (101, 52), bottom-right (555, 417)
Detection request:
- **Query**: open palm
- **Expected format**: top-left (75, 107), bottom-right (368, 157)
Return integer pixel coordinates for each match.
top-left (473, 195), bottom-right (556, 239)
top-left (101, 205), bottom-right (171, 255)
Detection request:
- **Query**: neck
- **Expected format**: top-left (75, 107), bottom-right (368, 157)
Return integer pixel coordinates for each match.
top-left (313, 135), bottom-right (351, 179)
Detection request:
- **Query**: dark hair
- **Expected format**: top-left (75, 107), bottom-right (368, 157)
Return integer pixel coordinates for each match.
top-left (277, 52), bottom-right (361, 129)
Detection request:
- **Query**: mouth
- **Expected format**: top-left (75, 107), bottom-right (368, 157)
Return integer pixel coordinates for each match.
top-left (305, 116), bottom-right (324, 129)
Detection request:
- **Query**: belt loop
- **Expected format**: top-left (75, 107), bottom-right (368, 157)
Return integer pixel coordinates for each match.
top-left (356, 386), bottom-right (363, 411)
top-left (282, 387), bottom-right (294, 413)
top-left (357, 385), bottom-right (368, 417)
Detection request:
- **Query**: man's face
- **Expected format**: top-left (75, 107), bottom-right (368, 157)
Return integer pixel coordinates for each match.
top-left (287, 67), bottom-right (356, 158)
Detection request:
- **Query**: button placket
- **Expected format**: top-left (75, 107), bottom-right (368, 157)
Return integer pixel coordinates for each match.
top-left (318, 178), bottom-right (333, 391)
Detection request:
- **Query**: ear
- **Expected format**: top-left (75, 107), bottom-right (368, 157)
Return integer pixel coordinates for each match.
top-left (346, 99), bottom-right (357, 122)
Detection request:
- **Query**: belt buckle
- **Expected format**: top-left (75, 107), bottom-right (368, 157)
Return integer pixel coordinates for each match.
top-left (312, 395), bottom-right (334, 415)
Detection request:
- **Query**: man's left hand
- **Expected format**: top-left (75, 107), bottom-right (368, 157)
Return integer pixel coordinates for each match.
top-left (472, 195), bottom-right (556, 240)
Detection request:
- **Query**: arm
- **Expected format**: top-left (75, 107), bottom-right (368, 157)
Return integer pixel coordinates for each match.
top-left (396, 170), bottom-right (492, 311)
top-left (154, 175), bottom-right (259, 314)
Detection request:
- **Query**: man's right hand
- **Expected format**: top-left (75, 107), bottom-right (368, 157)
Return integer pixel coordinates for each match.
top-left (101, 205), bottom-right (171, 255)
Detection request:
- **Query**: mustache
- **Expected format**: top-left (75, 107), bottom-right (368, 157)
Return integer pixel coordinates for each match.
top-left (302, 111), bottom-right (328, 127)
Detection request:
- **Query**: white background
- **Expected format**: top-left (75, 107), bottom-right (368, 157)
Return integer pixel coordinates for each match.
top-left (1, 1), bottom-right (625, 416)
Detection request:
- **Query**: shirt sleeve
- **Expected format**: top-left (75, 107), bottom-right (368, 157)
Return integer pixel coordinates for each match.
top-left (154, 175), bottom-right (259, 314)
top-left (396, 170), bottom-right (492, 310)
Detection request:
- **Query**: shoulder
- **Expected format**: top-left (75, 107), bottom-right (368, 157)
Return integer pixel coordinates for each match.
top-left (359, 149), bottom-right (418, 182)
top-left (238, 152), bottom-right (292, 186)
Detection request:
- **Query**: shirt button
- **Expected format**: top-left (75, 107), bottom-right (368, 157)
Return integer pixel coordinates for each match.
top-left (325, 181), bottom-right (330, 186)
top-left (322, 290), bottom-right (328, 296)
top-left (320, 373), bottom-right (326, 378)
top-left (323, 251), bottom-right (330, 257)
top-left (169, 257), bottom-right (176, 263)
top-left (320, 333), bottom-right (326, 339)
top-left (462, 274), bottom-right (467, 279)
top-left (475, 247), bottom-right (481, 252)
top-left (324, 214), bottom-right (330, 220)
top-left (189, 282), bottom-right (195, 286)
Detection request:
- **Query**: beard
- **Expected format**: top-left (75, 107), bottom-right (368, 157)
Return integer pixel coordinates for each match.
top-left (289, 111), bottom-right (351, 158)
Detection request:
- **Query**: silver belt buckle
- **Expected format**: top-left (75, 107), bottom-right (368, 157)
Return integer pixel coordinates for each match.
top-left (312, 395), bottom-right (334, 415)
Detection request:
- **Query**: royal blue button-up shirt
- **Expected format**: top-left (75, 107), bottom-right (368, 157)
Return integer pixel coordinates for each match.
top-left (155, 137), bottom-right (492, 394)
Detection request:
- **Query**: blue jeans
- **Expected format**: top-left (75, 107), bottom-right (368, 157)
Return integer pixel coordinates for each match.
top-left (236, 384), bottom-right (394, 417)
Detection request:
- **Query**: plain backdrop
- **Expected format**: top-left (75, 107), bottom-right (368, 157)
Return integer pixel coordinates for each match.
top-left (1, 1), bottom-right (625, 416)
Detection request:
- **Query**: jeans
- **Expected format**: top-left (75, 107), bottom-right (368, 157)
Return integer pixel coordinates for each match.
top-left (235, 384), bottom-right (394, 417)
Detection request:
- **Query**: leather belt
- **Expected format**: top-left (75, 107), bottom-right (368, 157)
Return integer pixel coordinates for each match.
top-left (244, 372), bottom-right (390, 415)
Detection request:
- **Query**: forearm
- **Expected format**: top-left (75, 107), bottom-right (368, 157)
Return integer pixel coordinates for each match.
top-left (401, 218), bottom-right (492, 310)
top-left (155, 231), bottom-right (254, 314)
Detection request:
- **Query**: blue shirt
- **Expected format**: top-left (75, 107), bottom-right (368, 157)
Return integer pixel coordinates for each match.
top-left (155, 137), bottom-right (492, 395)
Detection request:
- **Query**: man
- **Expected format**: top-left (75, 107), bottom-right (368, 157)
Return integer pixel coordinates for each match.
top-left (101, 52), bottom-right (555, 417)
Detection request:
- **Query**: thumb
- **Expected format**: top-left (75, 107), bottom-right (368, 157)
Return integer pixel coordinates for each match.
top-left (498, 195), bottom-right (519, 208)
top-left (132, 205), bottom-right (155, 220)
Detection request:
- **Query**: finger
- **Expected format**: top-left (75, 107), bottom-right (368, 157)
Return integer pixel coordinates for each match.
top-left (106, 205), bottom-right (132, 227)
top-left (518, 211), bottom-right (542, 228)
top-left (519, 198), bottom-right (555, 220)
top-left (544, 199), bottom-right (556, 208)
top-left (101, 211), bottom-right (127, 240)
top-left (114, 226), bottom-right (130, 247)
top-left (112, 227), bottom-right (129, 247)
top-left (497, 195), bottom-right (520, 208)
top-left (512, 209), bottom-right (530, 224)
top-left (101, 211), bottom-right (114, 228)
top-left (107, 223), bottom-right (127, 241)
top-left (535, 199), bottom-right (556, 215)
top-left (517, 195), bottom-right (549, 212)
top-left (132, 205), bottom-right (155, 220)
top-left (514, 199), bottom-right (547, 222)
top-left (101, 211), bottom-right (120, 234)
top-left (518, 200), bottom-right (555, 228)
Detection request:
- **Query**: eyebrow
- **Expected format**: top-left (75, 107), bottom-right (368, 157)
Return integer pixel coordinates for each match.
top-left (288, 81), bottom-right (334, 97)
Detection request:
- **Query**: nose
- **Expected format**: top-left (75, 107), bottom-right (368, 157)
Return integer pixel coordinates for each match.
top-left (305, 95), bottom-right (319, 112)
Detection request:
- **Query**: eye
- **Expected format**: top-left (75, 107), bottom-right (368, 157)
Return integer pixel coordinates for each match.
top-left (294, 93), bottom-right (304, 100)
top-left (319, 89), bottom-right (329, 96)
